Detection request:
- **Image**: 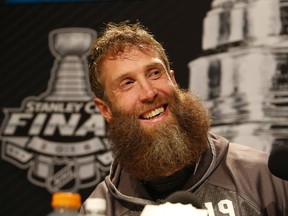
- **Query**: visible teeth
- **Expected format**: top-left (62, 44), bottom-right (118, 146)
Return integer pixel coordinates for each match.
top-left (143, 107), bottom-right (164, 119)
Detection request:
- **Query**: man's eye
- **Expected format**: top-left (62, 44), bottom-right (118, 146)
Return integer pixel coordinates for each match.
top-left (120, 80), bottom-right (134, 89)
top-left (149, 70), bottom-right (161, 78)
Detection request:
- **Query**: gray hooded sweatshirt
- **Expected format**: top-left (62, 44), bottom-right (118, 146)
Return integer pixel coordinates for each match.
top-left (81, 133), bottom-right (288, 216)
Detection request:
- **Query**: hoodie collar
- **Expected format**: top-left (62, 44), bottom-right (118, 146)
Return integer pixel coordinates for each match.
top-left (105, 133), bottom-right (229, 206)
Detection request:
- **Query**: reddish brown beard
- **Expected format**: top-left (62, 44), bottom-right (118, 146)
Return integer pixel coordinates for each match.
top-left (107, 89), bottom-right (211, 180)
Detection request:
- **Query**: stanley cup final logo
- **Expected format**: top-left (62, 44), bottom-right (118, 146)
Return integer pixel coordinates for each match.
top-left (0, 28), bottom-right (113, 192)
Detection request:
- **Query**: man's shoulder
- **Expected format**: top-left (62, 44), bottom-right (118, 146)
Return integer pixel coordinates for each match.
top-left (228, 141), bottom-right (269, 163)
top-left (209, 132), bottom-right (269, 161)
top-left (87, 179), bottom-right (109, 199)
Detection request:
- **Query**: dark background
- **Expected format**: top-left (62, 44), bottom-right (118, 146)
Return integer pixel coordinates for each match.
top-left (0, 0), bottom-right (212, 215)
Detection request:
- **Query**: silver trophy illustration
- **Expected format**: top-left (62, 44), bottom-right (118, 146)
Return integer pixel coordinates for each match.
top-left (45, 28), bottom-right (96, 101)
top-left (189, 0), bottom-right (288, 152)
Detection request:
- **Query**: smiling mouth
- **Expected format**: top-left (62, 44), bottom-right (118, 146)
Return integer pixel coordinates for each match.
top-left (140, 105), bottom-right (167, 120)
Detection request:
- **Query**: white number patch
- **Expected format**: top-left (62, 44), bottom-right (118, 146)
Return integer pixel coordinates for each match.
top-left (205, 199), bottom-right (236, 216)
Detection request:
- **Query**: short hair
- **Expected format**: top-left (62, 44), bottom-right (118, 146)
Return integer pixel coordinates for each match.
top-left (88, 21), bottom-right (171, 101)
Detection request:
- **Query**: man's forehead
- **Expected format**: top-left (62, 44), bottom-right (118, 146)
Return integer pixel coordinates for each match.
top-left (106, 46), bottom-right (157, 59)
top-left (104, 51), bottom-right (165, 73)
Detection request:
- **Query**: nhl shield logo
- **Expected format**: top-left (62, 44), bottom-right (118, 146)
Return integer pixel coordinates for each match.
top-left (0, 27), bottom-right (113, 193)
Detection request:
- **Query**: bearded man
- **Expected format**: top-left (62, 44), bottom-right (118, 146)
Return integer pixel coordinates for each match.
top-left (81, 22), bottom-right (288, 216)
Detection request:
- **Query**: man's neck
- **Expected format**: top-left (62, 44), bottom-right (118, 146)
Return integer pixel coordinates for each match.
top-left (143, 165), bottom-right (195, 201)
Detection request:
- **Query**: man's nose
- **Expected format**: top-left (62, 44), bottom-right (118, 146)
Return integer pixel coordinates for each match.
top-left (138, 80), bottom-right (158, 102)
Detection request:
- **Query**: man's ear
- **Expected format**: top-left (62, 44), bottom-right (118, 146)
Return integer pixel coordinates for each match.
top-left (93, 97), bottom-right (113, 123)
top-left (170, 70), bottom-right (177, 85)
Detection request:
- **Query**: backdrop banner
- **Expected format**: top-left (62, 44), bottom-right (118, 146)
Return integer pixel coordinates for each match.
top-left (1, 0), bottom-right (287, 215)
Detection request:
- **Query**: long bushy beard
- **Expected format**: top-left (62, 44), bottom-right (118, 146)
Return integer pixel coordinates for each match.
top-left (107, 89), bottom-right (211, 180)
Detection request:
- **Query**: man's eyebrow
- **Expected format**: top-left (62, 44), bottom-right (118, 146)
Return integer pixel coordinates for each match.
top-left (113, 62), bottom-right (165, 83)
top-left (145, 61), bottom-right (165, 70)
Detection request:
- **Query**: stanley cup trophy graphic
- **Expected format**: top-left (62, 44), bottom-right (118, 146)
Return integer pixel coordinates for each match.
top-left (189, 0), bottom-right (288, 152)
top-left (45, 28), bottom-right (94, 101)
top-left (0, 28), bottom-right (112, 192)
